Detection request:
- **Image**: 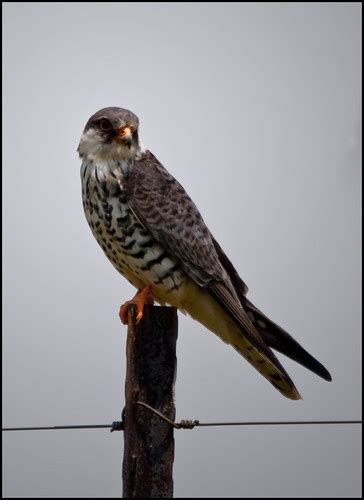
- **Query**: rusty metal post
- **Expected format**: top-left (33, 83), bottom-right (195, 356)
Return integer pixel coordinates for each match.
top-left (122, 304), bottom-right (178, 498)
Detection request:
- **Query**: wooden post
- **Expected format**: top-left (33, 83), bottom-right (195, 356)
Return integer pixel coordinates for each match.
top-left (122, 304), bottom-right (178, 498)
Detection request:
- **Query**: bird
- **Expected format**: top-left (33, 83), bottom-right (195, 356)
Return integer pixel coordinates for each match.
top-left (78, 106), bottom-right (332, 400)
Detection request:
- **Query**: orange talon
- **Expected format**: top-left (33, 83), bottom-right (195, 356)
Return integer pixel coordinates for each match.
top-left (119, 285), bottom-right (154, 325)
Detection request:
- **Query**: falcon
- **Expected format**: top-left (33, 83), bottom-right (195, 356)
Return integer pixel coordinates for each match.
top-left (78, 107), bottom-right (332, 400)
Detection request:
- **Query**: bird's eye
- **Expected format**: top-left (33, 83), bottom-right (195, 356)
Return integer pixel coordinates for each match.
top-left (99, 119), bottom-right (111, 131)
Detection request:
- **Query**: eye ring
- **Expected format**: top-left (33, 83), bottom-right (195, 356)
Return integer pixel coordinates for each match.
top-left (99, 119), bottom-right (112, 131)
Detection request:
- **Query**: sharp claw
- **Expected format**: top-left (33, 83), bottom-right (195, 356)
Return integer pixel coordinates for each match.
top-left (119, 285), bottom-right (154, 326)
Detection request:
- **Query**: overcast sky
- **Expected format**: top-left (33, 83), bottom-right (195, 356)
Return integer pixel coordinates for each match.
top-left (3, 2), bottom-right (362, 498)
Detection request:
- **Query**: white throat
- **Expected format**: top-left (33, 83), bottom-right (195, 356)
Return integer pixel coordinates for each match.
top-left (77, 128), bottom-right (147, 164)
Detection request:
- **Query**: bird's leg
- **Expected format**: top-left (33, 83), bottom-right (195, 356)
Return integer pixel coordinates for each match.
top-left (119, 284), bottom-right (154, 325)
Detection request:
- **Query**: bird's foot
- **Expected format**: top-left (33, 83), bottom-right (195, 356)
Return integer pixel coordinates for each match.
top-left (119, 285), bottom-right (154, 325)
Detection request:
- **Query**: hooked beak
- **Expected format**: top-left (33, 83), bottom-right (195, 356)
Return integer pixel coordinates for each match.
top-left (117, 126), bottom-right (133, 146)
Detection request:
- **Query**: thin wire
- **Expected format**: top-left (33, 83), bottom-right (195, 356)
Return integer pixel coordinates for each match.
top-left (2, 421), bottom-right (124, 432)
top-left (2, 424), bottom-right (112, 432)
top-left (196, 420), bottom-right (362, 427)
top-left (136, 402), bottom-right (362, 430)
top-left (2, 402), bottom-right (362, 432)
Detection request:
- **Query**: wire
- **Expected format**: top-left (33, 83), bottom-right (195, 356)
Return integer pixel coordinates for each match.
top-left (3, 424), bottom-right (115, 432)
top-left (136, 401), bottom-right (363, 430)
top-left (2, 421), bottom-right (124, 432)
top-left (195, 420), bottom-right (362, 427)
top-left (2, 403), bottom-right (361, 432)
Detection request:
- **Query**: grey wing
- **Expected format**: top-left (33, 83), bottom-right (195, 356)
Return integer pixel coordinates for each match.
top-left (123, 151), bottom-right (301, 391)
top-left (211, 236), bottom-right (249, 296)
top-left (124, 150), bottom-right (231, 289)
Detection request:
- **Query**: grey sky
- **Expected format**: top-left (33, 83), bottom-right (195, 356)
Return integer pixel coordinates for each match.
top-left (3, 2), bottom-right (361, 497)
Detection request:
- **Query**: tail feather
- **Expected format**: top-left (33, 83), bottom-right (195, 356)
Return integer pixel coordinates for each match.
top-left (178, 279), bottom-right (302, 400)
top-left (244, 298), bottom-right (332, 382)
top-left (229, 334), bottom-right (302, 400)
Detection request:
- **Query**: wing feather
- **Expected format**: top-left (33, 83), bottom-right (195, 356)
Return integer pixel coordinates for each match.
top-left (123, 151), bottom-right (301, 396)
top-left (124, 151), bottom-right (230, 288)
top-left (208, 281), bottom-right (298, 390)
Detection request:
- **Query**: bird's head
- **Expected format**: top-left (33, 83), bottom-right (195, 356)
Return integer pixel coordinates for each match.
top-left (77, 107), bottom-right (141, 161)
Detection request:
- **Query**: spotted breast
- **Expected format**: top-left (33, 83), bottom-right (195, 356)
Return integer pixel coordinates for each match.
top-left (81, 157), bottom-right (185, 302)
